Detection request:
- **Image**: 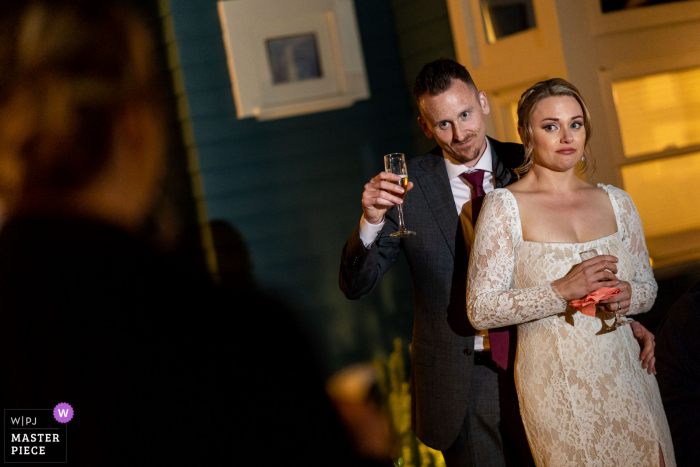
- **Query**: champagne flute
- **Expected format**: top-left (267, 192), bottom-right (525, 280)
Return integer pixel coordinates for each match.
top-left (579, 245), bottom-right (629, 330)
top-left (610, 297), bottom-right (630, 329)
top-left (384, 153), bottom-right (416, 238)
top-left (578, 245), bottom-right (609, 262)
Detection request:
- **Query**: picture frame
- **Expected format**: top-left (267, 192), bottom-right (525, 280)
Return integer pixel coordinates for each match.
top-left (218, 0), bottom-right (370, 121)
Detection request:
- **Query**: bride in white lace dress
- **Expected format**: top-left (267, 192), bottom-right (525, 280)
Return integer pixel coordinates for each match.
top-left (467, 79), bottom-right (675, 467)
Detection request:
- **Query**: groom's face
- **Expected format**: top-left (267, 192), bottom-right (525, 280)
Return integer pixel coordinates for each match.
top-left (417, 79), bottom-right (490, 168)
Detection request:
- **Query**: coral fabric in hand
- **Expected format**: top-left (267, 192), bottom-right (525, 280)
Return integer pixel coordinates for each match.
top-left (569, 287), bottom-right (621, 317)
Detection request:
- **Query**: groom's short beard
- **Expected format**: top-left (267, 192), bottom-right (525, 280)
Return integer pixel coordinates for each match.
top-left (453, 138), bottom-right (483, 164)
top-left (463, 144), bottom-right (481, 163)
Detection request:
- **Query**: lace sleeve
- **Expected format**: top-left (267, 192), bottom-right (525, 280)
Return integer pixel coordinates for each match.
top-left (607, 186), bottom-right (658, 316)
top-left (467, 190), bottom-right (568, 330)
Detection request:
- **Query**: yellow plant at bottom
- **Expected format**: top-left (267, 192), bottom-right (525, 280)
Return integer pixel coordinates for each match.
top-left (374, 338), bottom-right (445, 467)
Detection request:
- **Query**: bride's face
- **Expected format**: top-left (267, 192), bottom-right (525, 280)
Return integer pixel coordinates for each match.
top-left (529, 96), bottom-right (585, 173)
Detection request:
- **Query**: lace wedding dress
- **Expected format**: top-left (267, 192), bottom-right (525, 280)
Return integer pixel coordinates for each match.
top-left (467, 185), bottom-right (675, 467)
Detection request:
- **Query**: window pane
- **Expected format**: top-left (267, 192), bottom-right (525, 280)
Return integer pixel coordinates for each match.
top-left (480, 0), bottom-right (536, 44)
top-left (621, 151), bottom-right (700, 237)
top-left (612, 67), bottom-right (700, 157)
top-left (601, 0), bottom-right (690, 14)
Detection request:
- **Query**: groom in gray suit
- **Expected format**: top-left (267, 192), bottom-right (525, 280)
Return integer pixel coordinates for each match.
top-left (339, 59), bottom-right (656, 466)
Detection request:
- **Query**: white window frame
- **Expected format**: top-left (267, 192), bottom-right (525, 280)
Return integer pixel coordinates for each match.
top-left (585, 0), bottom-right (700, 37)
top-left (597, 51), bottom-right (700, 273)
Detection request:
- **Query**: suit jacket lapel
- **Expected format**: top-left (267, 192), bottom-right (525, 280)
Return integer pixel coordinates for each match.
top-left (415, 147), bottom-right (458, 257)
top-left (489, 136), bottom-right (522, 188)
top-left (413, 139), bottom-right (522, 256)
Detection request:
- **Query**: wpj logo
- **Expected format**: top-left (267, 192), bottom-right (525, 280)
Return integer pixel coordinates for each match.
top-left (4, 404), bottom-right (71, 463)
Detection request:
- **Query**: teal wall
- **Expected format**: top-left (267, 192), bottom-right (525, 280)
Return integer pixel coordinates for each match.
top-left (125, 0), bottom-right (209, 275)
top-left (168, 0), bottom-right (420, 373)
top-left (391, 0), bottom-right (456, 156)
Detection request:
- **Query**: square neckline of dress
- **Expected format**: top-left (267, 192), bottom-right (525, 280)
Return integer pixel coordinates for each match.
top-left (503, 184), bottom-right (620, 246)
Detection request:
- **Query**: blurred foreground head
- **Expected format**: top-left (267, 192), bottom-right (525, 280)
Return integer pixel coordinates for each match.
top-left (0, 0), bottom-right (166, 232)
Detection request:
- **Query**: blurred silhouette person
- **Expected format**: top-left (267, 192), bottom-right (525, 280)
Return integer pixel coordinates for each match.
top-left (0, 1), bottom-right (211, 464)
top-left (656, 280), bottom-right (700, 467)
top-left (209, 219), bottom-right (257, 291)
top-left (0, 1), bottom-right (383, 466)
top-left (207, 218), bottom-right (394, 464)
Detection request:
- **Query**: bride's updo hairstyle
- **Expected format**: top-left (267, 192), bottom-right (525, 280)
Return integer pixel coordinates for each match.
top-left (515, 78), bottom-right (593, 178)
top-left (0, 0), bottom-right (164, 211)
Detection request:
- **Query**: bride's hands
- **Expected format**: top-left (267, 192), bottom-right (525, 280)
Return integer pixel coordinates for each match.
top-left (599, 280), bottom-right (632, 315)
top-left (552, 255), bottom-right (620, 302)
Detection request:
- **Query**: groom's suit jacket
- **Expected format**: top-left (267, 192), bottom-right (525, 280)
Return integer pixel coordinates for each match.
top-left (340, 137), bottom-right (524, 450)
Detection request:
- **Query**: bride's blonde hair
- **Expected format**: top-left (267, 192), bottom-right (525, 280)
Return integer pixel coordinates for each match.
top-left (515, 78), bottom-right (593, 178)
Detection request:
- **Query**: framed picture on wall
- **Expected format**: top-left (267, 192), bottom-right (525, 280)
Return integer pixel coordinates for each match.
top-left (218, 0), bottom-right (370, 121)
top-left (266, 34), bottom-right (322, 84)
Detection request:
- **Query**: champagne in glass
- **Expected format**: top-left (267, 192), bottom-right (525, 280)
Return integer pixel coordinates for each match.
top-left (393, 174), bottom-right (409, 199)
top-left (384, 153), bottom-right (416, 237)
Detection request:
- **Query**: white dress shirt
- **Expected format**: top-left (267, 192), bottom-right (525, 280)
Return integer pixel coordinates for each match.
top-left (359, 139), bottom-right (496, 350)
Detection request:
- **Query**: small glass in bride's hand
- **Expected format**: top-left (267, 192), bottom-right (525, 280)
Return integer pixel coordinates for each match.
top-left (578, 245), bottom-right (629, 329)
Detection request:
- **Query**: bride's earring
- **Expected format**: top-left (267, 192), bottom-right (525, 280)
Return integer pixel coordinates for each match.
top-left (581, 156), bottom-right (585, 162)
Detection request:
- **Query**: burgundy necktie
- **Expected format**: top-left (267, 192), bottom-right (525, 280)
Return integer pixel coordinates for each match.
top-left (461, 170), bottom-right (511, 370)
top-left (460, 170), bottom-right (485, 224)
